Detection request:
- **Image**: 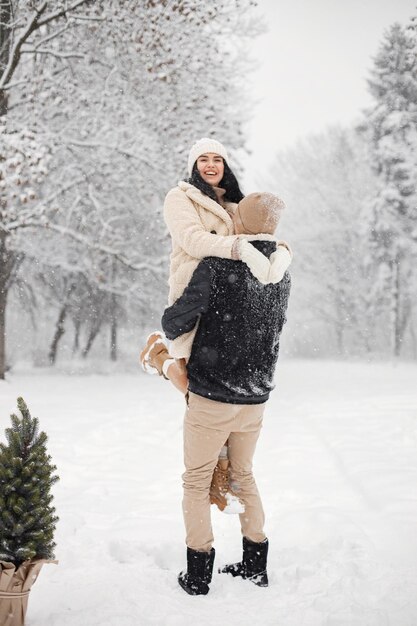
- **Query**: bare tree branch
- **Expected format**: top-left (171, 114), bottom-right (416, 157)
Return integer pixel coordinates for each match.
top-left (0, 2), bottom-right (47, 89)
top-left (21, 48), bottom-right (84, 60)
top-left (1, 78), bottom-right (26, 90)
top-left (37, 0), bottom-right (92, 28)
top-left (0, 0), bottom-right (93, 90)
top-left (62, 139), bottom-right (163, 172)
top-left (7, 218), bottom-right (166, 276)
top-left (32, 22), bottom-right (70, 48)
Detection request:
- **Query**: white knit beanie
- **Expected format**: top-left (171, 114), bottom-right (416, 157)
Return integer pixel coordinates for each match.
top-left (187, 137), bottom-right (229, 175)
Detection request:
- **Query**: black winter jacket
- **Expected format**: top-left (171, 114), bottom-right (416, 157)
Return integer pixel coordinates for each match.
top-left (161, 240), bottom-right (291, 404)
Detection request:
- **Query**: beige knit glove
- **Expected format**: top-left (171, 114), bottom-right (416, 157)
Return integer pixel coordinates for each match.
top-left (239, 238), bottom-right (271, 284)
top-left (268, 244), bottom-right (293, 283)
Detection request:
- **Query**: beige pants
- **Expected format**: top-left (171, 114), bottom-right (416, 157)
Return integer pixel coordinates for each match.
top-left (183, 391), bottom-right (266, 552)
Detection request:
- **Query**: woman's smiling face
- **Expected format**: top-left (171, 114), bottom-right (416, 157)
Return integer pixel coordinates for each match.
top-left (196, 153), bottom-right (225, 187)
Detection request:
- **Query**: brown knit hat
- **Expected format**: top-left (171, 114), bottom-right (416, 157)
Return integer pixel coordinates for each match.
top-left (234, 192), bottom-right (286, 235)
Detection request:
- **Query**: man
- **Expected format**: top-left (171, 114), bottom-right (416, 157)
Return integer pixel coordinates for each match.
top-left (161, 192), bottom-right (292, 595)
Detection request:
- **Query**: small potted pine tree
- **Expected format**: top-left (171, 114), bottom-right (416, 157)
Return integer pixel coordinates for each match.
top-left (0, 397), bottom-right (59, 626)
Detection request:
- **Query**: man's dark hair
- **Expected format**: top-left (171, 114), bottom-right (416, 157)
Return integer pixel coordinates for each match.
top-left (185, 161), bottom-right (244, 204)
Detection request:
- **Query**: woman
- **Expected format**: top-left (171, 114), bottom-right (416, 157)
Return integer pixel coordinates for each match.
top-left (141, 138), bottom-right (254, 511)
top-left (140, 138), bottom-right (291, 511)
top-left (141, 137), bottom-right (276, 381)
top-left (163, 137), bottom-right (251, 360)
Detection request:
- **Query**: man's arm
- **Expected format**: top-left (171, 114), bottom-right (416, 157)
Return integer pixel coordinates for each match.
top-left (162, 262), bottom-right (211, 340)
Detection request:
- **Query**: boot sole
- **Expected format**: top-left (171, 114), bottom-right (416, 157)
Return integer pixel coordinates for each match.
top-left (219, 566), bottom-right (269, 587)
top-left (178, 574), bottom-right (209, 595)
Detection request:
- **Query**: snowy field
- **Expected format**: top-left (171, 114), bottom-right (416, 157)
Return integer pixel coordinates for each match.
top-left (1, 359), bottom-right (417, 626)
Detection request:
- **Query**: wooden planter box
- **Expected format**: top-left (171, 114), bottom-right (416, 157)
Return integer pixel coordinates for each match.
top-left (0, 560), bottom-right (53, 626)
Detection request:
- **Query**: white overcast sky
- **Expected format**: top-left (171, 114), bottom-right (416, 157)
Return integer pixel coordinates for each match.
top-left (242, 0), bottom-right (416, 189)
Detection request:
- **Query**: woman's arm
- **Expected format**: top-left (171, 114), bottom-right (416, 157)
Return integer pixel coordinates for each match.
top-left (164, 187), bottom-right (239, 260)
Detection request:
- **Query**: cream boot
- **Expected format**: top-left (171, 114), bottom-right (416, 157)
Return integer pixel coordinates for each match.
top-left (140, 331), bottom-right (169, 377)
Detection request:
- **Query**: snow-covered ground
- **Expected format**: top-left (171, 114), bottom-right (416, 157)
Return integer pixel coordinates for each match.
top-left (1, 359), bottom-right (416, 626)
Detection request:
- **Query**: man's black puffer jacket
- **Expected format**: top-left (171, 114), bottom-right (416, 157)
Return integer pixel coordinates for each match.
top-left (162, 240), bottom-right (291, 405)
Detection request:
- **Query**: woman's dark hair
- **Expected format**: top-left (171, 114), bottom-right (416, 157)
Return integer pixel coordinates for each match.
top-left (185, 160), bottom-right (244, 204)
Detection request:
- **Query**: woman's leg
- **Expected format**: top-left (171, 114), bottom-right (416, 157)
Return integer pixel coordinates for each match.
top-left (209, 440), bottom-right (245, 513)
top-left (141, 334), bottom-right (238, 512)
top-left (164, 358), bottom-right (189, 395)
top-left (218, 443), bottom-right (229, 469)
top-left (140, 332), bottom-right (189, 394)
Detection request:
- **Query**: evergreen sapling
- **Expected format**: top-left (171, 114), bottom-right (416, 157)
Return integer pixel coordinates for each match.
top-left (0, 397), bottom-right (59, 568)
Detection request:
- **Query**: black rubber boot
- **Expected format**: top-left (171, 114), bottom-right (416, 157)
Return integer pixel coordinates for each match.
top-left (178, 547), bottom-right (215, 595)
top-left (219, 537), bottom-right (269, 587)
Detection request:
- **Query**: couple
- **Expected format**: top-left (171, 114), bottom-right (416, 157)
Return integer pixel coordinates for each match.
top-left (140, 138), bottom-right (292, 595)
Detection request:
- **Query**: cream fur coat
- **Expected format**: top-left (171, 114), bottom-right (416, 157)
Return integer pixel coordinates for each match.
top-left (163, 181), bottom-right (239, 358)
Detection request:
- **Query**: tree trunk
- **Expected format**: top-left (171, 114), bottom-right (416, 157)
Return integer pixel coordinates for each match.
top-left (72, 319), bottom-right (81, 355)
top-left (335, 290), bottom-right (345, 357)
top-left (82, 321), bottom-right (102, 359)
top-left (109, 259), bottom-right (117, 361)
top-left (48, 304), bottom-right (69, 365)
top-left (48, 283), bottom-right (76, 364)
top-left (392, 256), bottom-right (402, 357)
top-left (409, 312), bottom-right (417, 360)
top-left (110, 316), bottom-right (117, 361)
top-left (0, 0), bottom-right (12, 116)
top-left (0, 282), bottom-right (7, 379)
top-left (110, 293), bottom-right (117, 361)
top-left (0, 0), bottom-right (13, 375)
top-left (0, 230), bottom-right (12, 379)
top-left (397, 294), bottom-right (411, 358)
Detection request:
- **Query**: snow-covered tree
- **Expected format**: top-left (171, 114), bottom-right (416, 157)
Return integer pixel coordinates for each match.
top-left (0, 1), bottom-right (97, 377)
top-left (271, 18), bottom-right (417, 360)
top-left (361, 22), bottom-right (417, 356)
top-left (0, 122), bottom-right (50, 377)
top-left (2, 1), bottom-right (261, 369)
top-left (264, 127), bottom-right (377, 357)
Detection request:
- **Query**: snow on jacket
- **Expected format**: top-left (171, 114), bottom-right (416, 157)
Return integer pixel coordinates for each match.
top-left (161, 239), bottom-right (291, 404)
